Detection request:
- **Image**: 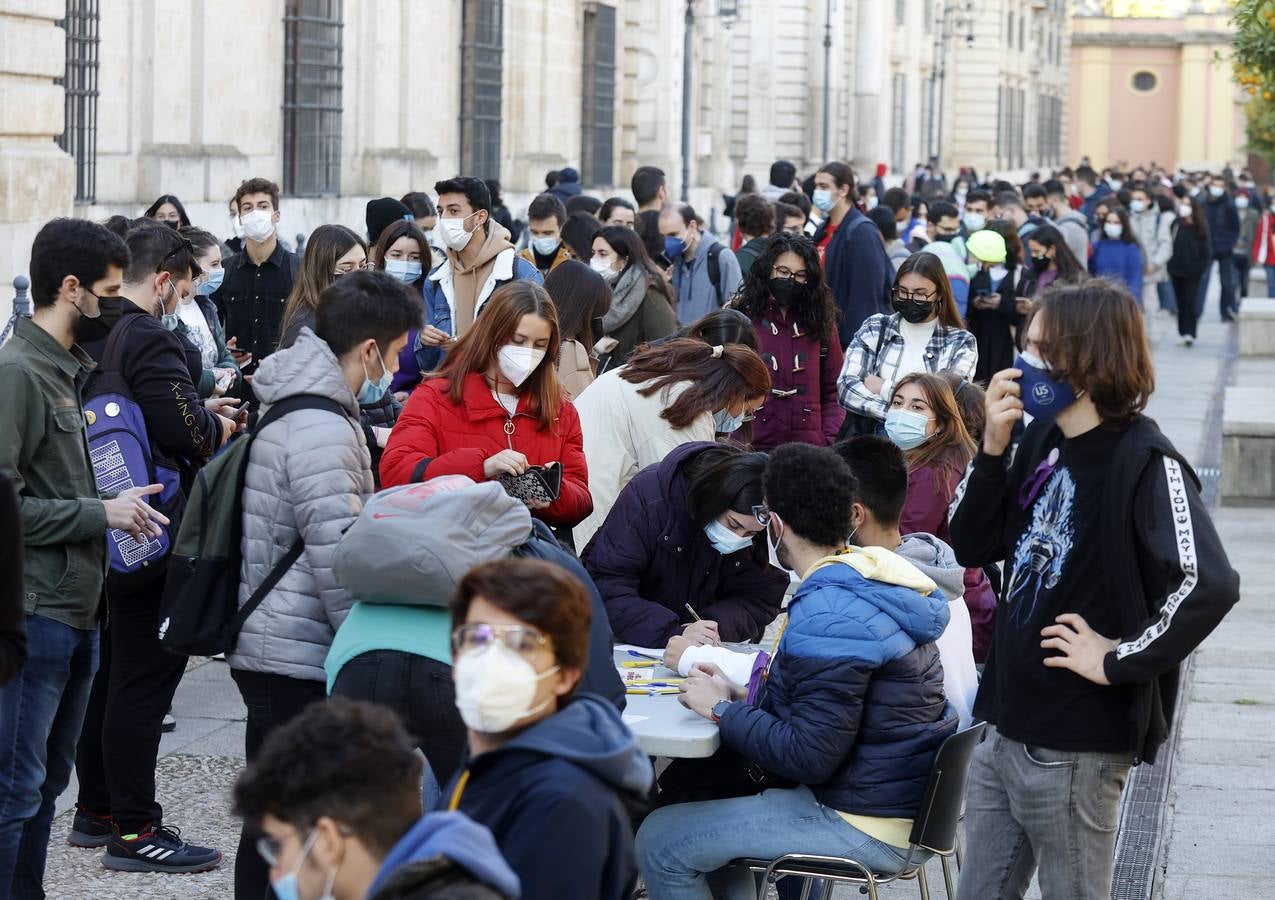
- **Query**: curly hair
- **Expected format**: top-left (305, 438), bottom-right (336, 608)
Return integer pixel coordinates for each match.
top-left (232, 698), bottom-right (422, 856)
top-left (731, 231), bottom-right (838, 343)
top-left (763, 443), bottom-right (857, 548)
top-left (734, 193), bottom-right (774, 239)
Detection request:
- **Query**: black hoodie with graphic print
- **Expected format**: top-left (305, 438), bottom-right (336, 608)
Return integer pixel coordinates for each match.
top-left (950, 415), bottom-right (1239, 764)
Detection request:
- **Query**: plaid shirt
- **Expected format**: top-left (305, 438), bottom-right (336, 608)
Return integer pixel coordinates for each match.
top-left (836, 313), bottom-right (978, 419)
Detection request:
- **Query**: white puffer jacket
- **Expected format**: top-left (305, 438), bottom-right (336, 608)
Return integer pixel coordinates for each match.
top-left (228, 328), bottom-right (374, 682)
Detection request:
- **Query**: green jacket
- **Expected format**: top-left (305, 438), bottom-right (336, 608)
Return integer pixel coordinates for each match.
top-left (0, 317), bottom-right (107, 630)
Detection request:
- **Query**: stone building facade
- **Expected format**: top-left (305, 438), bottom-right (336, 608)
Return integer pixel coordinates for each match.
top-left (0, 0), bottom-right (1072, 320)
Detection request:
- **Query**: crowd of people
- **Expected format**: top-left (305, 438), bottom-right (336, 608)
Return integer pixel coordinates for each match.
top-left (0, 154), bottom-right (1247, 900)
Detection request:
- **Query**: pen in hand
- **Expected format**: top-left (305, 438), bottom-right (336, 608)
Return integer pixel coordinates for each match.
top-left (685, 603), bottom-right (702, 622)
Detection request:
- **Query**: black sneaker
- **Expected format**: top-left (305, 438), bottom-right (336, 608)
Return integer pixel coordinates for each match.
top-left (103, 824), bottom-right (222, 873)
top-left (68, 806), bottom-right (113, 848)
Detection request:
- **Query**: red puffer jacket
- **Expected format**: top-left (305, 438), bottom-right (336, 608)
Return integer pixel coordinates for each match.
top-left (380, 372), bottom-right (593, 527)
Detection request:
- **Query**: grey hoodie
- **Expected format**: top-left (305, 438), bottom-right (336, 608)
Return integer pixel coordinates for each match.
top-left (895, 533), bottom-right (980, 729)
top-left (230, 328), bottom-right (374, 682)
top-left (1053, 208), bottom-right (1091, 268)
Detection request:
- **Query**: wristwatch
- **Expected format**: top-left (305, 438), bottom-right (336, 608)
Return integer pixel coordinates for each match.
top-left (711, 699), bottom-right (732, 723)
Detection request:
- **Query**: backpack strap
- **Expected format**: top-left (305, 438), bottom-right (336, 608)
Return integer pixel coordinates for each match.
top-left (706, 242), bottom-right (724, 307)
top-left (255, 393), bottom-right (348, 432)
top-left (228, 393), bottom-right (351, 632)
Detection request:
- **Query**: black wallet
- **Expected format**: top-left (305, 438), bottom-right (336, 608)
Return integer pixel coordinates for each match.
top-left (497, 462), bottom-right (562, 506)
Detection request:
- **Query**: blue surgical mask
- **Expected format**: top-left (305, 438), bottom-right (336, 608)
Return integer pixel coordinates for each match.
top-left (161, 312), bottom-right (181, 332)
top-left (713, 408), bottom-right (745, 433)
top-left (384, 259), bottom-right (423, 284)
top-left (664, 235), bottom-right (687, 259)
top-left (270, 829), bottom-right (335, 900)
top-left (197, 267), bottom-right (224, 296)
top-left (357, 344), bottom-right (393, 405)
top-left (531, 235), bottom-right (560, 257)
top-left (1015, 351), bottom-right (1078, 421)
top-left (704, 518), bottom-right (755, 555)
top-left (884, 407), bottom-right (933, 450)
top-left (812, 188), bottom-right (836, 213)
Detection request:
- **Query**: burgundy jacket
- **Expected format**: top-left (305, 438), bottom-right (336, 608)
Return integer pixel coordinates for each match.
top-left (900, 458), bottom-right (997, 663)
top-left (748, 303), bottom-right (845, 450)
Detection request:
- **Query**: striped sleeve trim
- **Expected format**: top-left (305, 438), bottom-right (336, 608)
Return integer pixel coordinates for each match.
top-left (1116, 457), bottom-right (1199, 660)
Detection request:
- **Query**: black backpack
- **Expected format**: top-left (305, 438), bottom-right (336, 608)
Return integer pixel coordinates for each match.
top-left (705, 242), bottom-right (725, 307)
top-left (157, 394), bottom-right (346, 656)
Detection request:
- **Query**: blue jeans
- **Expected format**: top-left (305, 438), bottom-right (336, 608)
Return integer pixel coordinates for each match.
top-left (636, 785), bottom-right (914, 900)
top-left (1265, 265), bottom-right (1275, 298)
top-left (0, 615), bottom-right (99, 899)
top-left (1156, 280), bottom-right (1176, 313)
top-left (956, 725), bottom-right (1134, 900)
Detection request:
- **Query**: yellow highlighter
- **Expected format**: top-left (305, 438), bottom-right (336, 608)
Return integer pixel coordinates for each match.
top-left (621, 660), bottom-right (658, 668)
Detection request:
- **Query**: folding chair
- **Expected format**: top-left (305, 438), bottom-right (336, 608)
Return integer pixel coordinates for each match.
top-left (731, 722), bottom-right (986, 900)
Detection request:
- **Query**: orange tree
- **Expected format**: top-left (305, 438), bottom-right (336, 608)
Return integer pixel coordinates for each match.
top-left (1234, 0), bottom-right (1275, 159)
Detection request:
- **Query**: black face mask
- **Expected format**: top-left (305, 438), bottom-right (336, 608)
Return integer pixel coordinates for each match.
top-left (768, 276), bottom-right (805, 307)
top-left (163, 220), bottom-right (179, 230)
top-left (933, 232), bottom-right (958, 243)
top-left (891, 295), bottom-right (936, 324)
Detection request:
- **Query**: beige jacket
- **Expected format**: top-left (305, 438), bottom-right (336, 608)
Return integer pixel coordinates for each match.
top-left (557, 338), bottom-right (595, 400)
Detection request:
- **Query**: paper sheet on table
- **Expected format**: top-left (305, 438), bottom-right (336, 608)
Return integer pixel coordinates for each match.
top-left (615, 644), bottom-right (666, 660)
top-left (622, 714), bottom-right (650, 725)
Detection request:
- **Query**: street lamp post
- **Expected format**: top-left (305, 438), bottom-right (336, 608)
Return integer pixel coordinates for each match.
top-left (822, 0), bottom-right (832, 162)
top-left (927, 1), bottom-right (977, 164)
top-left (680, 0), bottom-right (739, 203)
top-left (681, 0), bottom-right (694, 202)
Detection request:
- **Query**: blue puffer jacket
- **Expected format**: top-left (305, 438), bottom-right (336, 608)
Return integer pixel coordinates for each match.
top-left (414, 250), bottom-right (544, 373)
top-left (718, 553), bottom-right (958, 816)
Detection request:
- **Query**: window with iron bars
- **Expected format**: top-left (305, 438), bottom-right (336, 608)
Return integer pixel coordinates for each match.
top-left (460, 0), bottom-right (504, 181)
top-left (581, 3), bottom-right (616, 188)
top-left (56, 0), bottom-right (100, 204)
top-left (283, 0), bottom-right (343, 197)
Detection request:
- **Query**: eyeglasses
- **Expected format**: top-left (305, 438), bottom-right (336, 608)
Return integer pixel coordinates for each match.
top-left (256, 836), bottom-right (283, 867)
top-left (332, 261), bottom-right (369, 277)
top-left (452, 623), bottom-right (549, 657)
top-left (257, 824), bottom-right (351, 867)
top-left (158, 237), bottom-right (195, 274)
top-left (770, 265), bottom-right (809, 284)
top-left (751, 504), bottom-right (771, 527)
top-left (892, 287), bottom-right (938, 303)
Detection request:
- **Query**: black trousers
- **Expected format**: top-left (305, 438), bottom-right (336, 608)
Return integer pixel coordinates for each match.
top-left (1236, 251), bottom-right (1252, 300)
top-left (230, 668), bottom-right (326, 900)
top-left (330, 650), bottom-right (467, 787)
top-left (74, 576), bottom-right (188, 834)
top-left (1171, 275), bottom-right (1201, 338)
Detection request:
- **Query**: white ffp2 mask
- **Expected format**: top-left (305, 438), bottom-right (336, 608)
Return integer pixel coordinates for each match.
top-left (453, 641), bottom-right (559, 734)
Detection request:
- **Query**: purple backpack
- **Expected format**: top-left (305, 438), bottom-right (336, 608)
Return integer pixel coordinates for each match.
top-left (85, 314), bottom-right (183, 591)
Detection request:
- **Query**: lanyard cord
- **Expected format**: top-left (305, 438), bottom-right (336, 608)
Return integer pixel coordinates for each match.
top-left (447, 769), bottom-right (471, 812)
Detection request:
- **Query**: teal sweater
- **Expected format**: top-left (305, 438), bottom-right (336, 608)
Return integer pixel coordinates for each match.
top-left (324, 603), bottom-right (452, 693)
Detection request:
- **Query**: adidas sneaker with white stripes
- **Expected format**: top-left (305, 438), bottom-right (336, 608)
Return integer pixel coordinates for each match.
top-left (102, 823), bottom-right (222, 873)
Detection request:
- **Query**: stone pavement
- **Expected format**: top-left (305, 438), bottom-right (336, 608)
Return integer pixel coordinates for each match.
top-left (40, 302), bottom-right (1258, 899)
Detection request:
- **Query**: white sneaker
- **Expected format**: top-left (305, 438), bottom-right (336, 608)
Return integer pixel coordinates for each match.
top-left (1184, 336), bottom-right (1195, 347)
top-left (161, 713), bottom-right (177, 733)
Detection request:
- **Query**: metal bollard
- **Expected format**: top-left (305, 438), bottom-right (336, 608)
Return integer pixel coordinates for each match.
top-left (0, 275), bottom-right (31, 346)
